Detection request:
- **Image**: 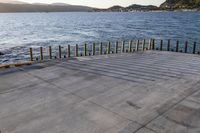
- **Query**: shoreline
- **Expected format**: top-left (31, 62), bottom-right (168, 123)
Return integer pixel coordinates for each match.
top-left (0, 9), bottom-right (200, 13)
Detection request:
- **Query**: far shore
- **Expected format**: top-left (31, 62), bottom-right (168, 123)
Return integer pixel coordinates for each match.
top-left (0, 10), bottom-right (199, 13)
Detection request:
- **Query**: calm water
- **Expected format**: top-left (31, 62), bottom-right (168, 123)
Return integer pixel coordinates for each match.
top-left (0, 12), bottom-right (200, 64)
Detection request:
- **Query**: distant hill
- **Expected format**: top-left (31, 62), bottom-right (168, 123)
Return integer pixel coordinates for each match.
top-left (0, 0), bottom-right (199, 12)
top-left (160, 0), bottom-right (200, 9)
top-left (126, 4), bottom-right (158, 11)
top-left (31, 3), bottom-right (70, 6)
top-left (51, 3), bottom-right (71, 6)
top-left (96, 4), bottom-right (159, 12)
top-left (107, 5), bottom-right (124, 12)
top-left (0, 3), bottom-right (93, 12)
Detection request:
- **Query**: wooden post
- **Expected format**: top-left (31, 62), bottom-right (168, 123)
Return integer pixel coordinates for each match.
top-left (48, 46), bottom-right (52, 59)
top-left (122, 40), bottom-right (125, 53)
top-left (84, 43), bottom-right (87, 56)
top-left (99, 42), bottom-right (102, 55)
top-left (142, 39), bottom-right (145, 51)
top-left (152, 39), bottom-right (155, 50)
top-left (40, 47), bottom-right (43, 60)
top-left (67, 45), bottom-right (70, 58)
top-left (29, 48), bottom-right (33, 61)
top-left (148, 39), bottom-right (152, 50)
top-left (109, 41), bottom-right (111, 54)
top-left (176, 40), bottom-right (179, 52)
top-left (136, 40), bottom-right (139, 51)
top-left (92, 43), bottom-right (95, 56)
top-left (107, 41), bottom-right (110, 54)
top-left (160, 40), bottom-right (163, 51)
top-left (59, 45), bottom-right (62, 58)
top-left (129, 40), bottom-right (132, 52)
top-left (185, 41), bottom-right (188, 53)
top-left (167, 39), bottom-right (170, 51)
top-left (75, 44), bottom-right (78, 57)
top-left (193, 42), bottom-right (196, 54)
top-left (115, 40), bottom-right (118, 53)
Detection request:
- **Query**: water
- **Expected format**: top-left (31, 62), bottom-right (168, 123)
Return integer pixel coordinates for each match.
top-left (0, 12), bottom-right (200, 64)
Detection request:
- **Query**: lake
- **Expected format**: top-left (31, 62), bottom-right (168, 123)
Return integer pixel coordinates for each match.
top-left (0, 12), bottom-right (200, 64)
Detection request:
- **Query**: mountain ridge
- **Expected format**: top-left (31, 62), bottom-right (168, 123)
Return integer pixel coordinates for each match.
top-left (0, 0), bottom-right (199, 12)
top-left (0, 3), bottom-right (93, 12)
top-left (160, 0), bottom-right (200, 9)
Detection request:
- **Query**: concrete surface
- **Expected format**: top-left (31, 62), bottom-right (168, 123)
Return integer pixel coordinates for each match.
top-left (0, 51), bottom-right (200, 133)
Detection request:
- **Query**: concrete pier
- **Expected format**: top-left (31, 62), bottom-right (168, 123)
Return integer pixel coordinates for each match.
top-left (0, 51), bottom-right (200, 133)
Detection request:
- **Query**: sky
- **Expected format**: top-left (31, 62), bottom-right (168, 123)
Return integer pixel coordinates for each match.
top-left (18, 0), bottom-right (166, 8)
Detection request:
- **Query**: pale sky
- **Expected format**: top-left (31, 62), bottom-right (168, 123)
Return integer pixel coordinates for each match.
top-left (19, 0), bottom-right (166, 8)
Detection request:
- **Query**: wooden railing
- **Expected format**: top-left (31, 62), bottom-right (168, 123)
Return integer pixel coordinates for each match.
top-left (29, 39), bottom-right (198, 62)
